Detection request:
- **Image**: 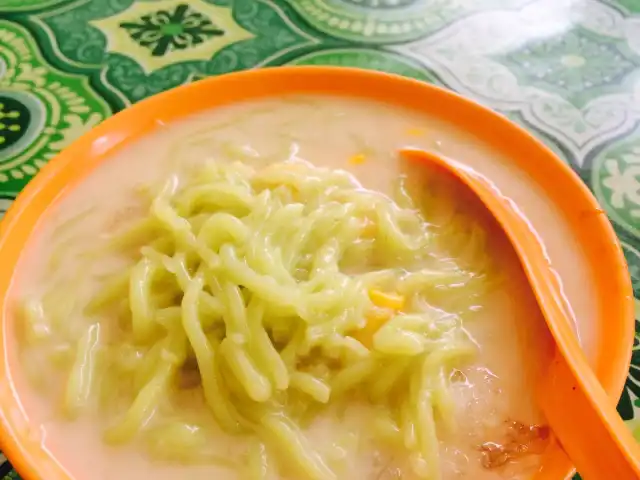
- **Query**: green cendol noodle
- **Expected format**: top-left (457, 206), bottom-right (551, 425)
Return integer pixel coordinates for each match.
top-left (19, 159), bottom-right (493, 479)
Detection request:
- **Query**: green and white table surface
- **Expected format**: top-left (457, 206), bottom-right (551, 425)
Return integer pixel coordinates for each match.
top-left (1, 0), bottom-right (640, 478)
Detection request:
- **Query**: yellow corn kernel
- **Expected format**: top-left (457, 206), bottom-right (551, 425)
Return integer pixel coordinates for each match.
top-left (353, 291), bottom-right (405, 348)
top-left (348, 153), bottom-right (367, 165)
top-left (353, 307), bottom-right (394, 348)
top-left (362, 220), bottom-right (377, 238)
top-left (406, 127), bottom-right (425, 137)
top-left (368, 289), bottom-right (405, 311)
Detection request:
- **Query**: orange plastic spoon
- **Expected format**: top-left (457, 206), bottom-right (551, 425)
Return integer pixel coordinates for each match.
top-left (400, 148), bottom-right (640, 480)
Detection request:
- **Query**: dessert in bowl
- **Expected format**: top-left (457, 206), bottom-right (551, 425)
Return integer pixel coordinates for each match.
top-left (0, 67), bottom-right (632, 480)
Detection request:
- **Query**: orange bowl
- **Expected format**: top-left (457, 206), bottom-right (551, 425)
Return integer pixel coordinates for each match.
top-left (0, 66), bottom-right (633, 480)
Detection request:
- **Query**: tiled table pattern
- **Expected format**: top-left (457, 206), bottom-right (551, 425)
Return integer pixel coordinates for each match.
top-left (1, 0), bottom-right (640, 478)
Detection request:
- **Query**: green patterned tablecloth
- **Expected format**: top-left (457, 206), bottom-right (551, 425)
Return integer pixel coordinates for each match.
top-left (1, 0), bottom-right (640, 478)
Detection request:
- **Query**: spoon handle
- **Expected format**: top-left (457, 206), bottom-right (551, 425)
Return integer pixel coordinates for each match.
top-left (542, 348), bottom-right (640, 479)
top-left (400, 148), bottom-right (640, 479)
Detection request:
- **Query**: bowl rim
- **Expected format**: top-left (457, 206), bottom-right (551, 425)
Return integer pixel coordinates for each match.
top-left (0, 66), bottom-right (633, 480)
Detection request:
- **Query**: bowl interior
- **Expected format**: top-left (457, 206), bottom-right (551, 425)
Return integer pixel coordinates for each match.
top-left (0, 66), bottom-right (633, 480)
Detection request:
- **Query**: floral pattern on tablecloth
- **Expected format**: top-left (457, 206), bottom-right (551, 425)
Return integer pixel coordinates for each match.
top-left (0, 1), bottom-right (639, 478)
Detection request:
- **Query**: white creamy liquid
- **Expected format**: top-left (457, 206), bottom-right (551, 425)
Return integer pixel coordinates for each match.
top-left (8, 95), bottom-right (597, 480)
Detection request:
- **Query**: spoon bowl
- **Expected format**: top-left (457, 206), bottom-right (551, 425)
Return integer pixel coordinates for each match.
top-left (400, 147), bottom-right (640, 480)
